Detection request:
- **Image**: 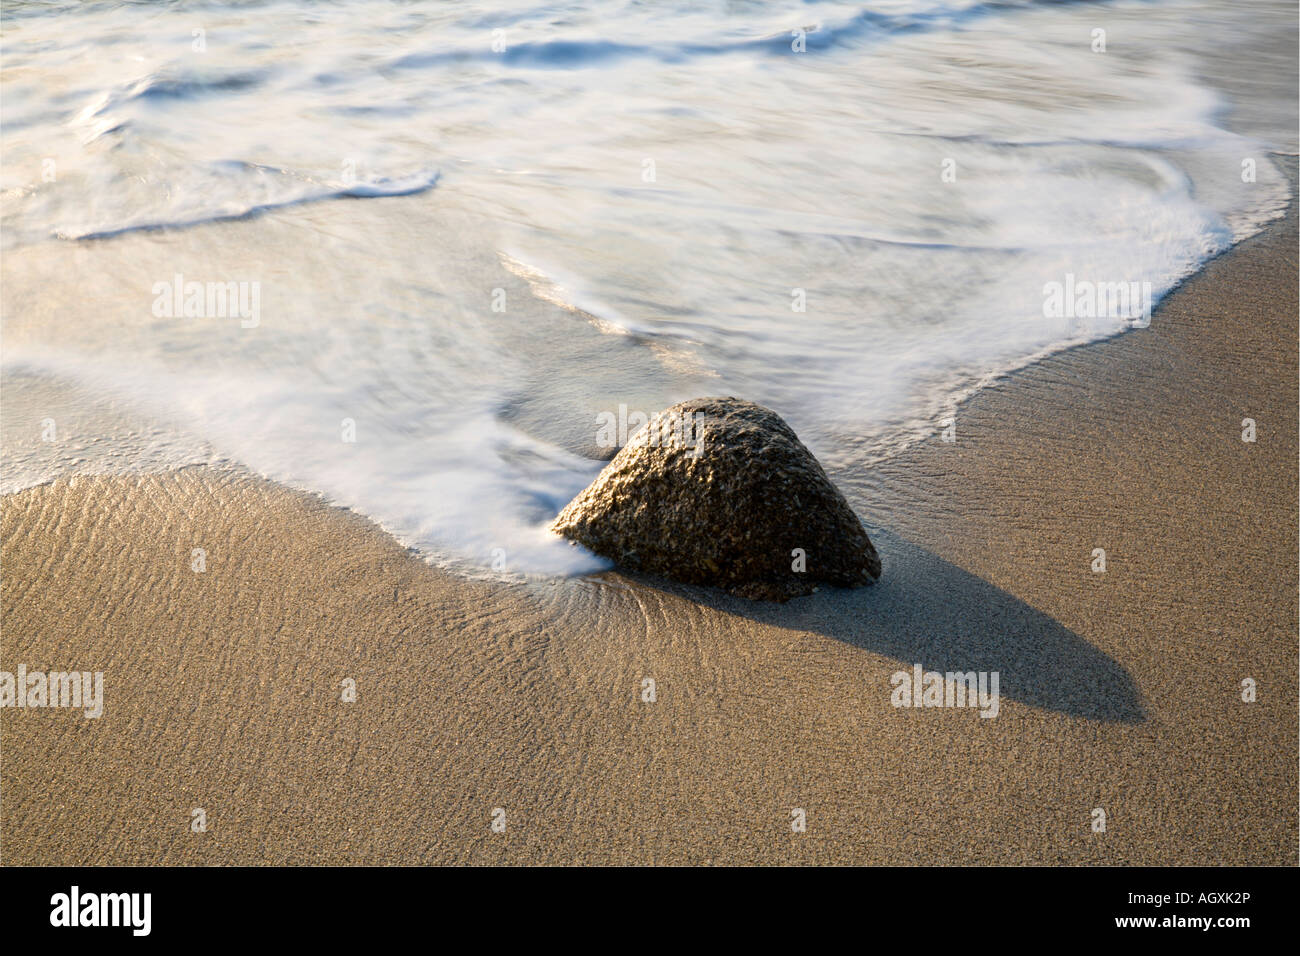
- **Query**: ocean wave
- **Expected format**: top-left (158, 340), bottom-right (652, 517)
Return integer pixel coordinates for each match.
top-left (55, 168), bottom-right (440, 242)
top-left (383, 0), bottom-right (1120, 71)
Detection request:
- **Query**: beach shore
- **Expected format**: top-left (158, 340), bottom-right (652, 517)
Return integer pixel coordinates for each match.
top-left (3, 160), bottom-right (1295, 866)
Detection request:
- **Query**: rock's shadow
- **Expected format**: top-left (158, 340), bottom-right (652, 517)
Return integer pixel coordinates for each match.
top-left (621, 528), bottom-right (1145, 723)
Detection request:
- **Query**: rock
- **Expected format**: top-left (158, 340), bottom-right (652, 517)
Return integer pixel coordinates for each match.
top-left (551, 397), bottom-right (881, 601)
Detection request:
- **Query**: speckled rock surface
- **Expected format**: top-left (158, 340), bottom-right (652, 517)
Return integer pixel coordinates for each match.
top-left (552, 397), bottom-right (881, 600)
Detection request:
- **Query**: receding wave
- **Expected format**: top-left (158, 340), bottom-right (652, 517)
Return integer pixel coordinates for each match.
top-left (57, 168), bottom-right (440, 242)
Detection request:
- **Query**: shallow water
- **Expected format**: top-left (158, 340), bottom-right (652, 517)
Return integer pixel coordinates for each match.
top-left (1, 0), bottom-right (1294, 575)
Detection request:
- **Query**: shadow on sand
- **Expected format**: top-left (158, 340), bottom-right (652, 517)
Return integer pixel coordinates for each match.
top-left (623, 528), bottom-right (1145, 723)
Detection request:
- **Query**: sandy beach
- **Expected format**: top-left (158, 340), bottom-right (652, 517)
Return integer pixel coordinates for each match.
top-left (4, 0), bottom-right (1297, 871)
top-left (3, 157), bottom-right (1294, 865)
